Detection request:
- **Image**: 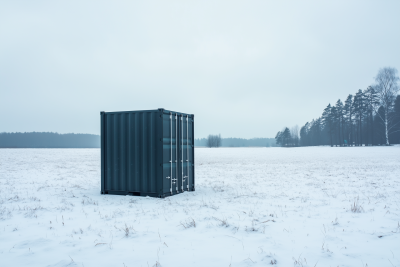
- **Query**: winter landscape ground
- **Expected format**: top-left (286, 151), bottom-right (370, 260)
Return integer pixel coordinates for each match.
top-left (0, 147), bottom-right (399, 267)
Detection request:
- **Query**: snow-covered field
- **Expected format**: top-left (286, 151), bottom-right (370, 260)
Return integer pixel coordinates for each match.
top-left (0, 147), bottom-right (399, 267)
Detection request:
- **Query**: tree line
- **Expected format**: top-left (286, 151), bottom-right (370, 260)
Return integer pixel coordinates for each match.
top-left (2, 132), bottom-right (278, 148)
top-left (195, 136), bottom-right (277, 147)
top-left (0, 132), bottom-right (100, 148)
top-left (276, 67), bottom-right (400, 147)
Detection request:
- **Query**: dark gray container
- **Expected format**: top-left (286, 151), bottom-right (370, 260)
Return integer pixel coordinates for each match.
top-left (100, 108), bottom-right (194, 197)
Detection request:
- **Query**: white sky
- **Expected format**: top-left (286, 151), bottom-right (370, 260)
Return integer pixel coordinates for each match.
top-left (1, 0), bottom-right (399, 138)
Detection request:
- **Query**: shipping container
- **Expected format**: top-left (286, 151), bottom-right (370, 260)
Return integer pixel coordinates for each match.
top-left (100, 109), bottom-right (195, 197)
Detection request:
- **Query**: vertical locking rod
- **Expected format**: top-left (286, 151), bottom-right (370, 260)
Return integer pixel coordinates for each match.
top-left (187, 115), bottom-right (189, 190)
top-left (175, 114), bottom-right (178, 190)
top-left (175, 114), bottom-right (177, 165)
top-left (170, 113), bottom-right (172, 193)
top-left (181, 115), bottom-right (184, 190)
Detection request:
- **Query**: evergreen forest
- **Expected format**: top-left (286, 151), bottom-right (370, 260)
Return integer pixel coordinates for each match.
top-left (276, 67), bottom-right (400, 147)
top-left (0, 132), bottom-right (100, 148)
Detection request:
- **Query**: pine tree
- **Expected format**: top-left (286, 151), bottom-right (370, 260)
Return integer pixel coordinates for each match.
top-left (322, 104), bottom-right (333, 147)
top-left (300, 123), bottom-right (309, 146)
top-left (331, 106), bottom-right (339, 146)
top-left (313, 118), bottom-right (322, 145)
top-left (335, 99), bottom-right (344, 146)
top-left (353, 90), bottom-right (365, 146)
top-left (275, 131), bottom-right (283, 146)
top-left (364, 86), bottom-right (379, 145)
top-left (282, 127), bottom-right (291, 147)
top-left (344, 94), bottom-right (354, 146)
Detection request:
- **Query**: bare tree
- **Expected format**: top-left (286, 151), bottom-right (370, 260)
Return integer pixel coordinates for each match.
top-left (373, 67), bottom-right (400, 145)
top-left (206, 134), bottom-right (222, 148)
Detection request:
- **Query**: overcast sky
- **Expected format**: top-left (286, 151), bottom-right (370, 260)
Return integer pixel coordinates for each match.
top-left (1, 1), bottom-right (399, 138)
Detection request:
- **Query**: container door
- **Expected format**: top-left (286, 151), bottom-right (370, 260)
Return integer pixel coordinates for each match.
top-left (180, 115), bottom-right (192, 191)
top-left (163, 112), bottom-right (179, 194)
top-left (163, 112), bottom-right (192, 195)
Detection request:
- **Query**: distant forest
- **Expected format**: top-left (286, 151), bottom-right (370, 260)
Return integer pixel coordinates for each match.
top-left (0, 132), bottom-right (100, 148)
top-left (0, 132), bottom-right (275, 148)
top-left (195, 137), bottom-right (277, 147)
top-left (276, 67), bottom-right (400, 147)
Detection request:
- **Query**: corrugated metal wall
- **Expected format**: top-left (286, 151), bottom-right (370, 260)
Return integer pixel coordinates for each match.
top-left (102, 111), bottom-right (159, 194)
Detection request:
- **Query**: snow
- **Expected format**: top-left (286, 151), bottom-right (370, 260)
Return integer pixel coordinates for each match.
top-left (0, 147), bottom-right (399, 267)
